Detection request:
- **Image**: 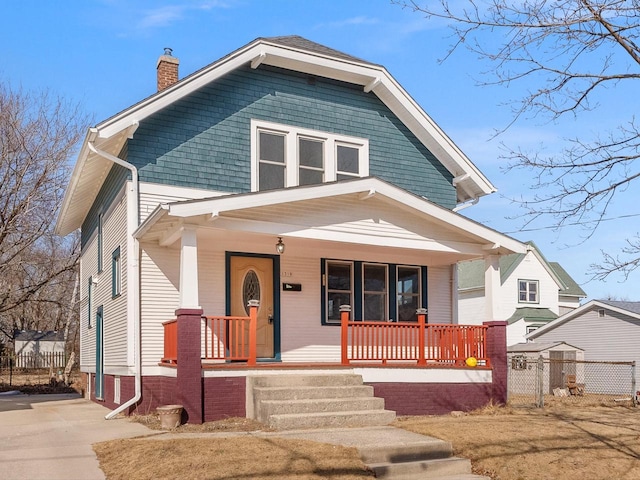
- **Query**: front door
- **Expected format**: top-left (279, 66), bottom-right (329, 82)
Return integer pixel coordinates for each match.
top-left (230, 256), bottom-right (275, 359)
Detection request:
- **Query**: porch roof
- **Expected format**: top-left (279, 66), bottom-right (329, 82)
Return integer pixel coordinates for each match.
top-left (135, 177), bottom-right (526, 261)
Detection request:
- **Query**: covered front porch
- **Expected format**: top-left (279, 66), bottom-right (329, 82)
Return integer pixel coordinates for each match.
top-left (135, 178), bottom-right (524, 422)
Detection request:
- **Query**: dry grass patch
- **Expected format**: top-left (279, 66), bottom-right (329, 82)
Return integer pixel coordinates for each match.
top-left (129, 414), bottom-right (270, 433)
top-left (394, 405), bottom-right (640, 480)
top-left (94, 436), bottom-right (374, 480)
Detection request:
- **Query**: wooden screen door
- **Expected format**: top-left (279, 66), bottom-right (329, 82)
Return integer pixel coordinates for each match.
top-left (230, 256), bottom-right (274, 359)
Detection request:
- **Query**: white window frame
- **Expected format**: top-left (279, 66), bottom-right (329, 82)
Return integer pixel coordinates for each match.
top-left (518, 279), bottom-right (539, 304)
top-left (251, 119), bottom-right (369, 191)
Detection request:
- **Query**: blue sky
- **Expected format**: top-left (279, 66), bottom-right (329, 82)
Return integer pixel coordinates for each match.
top-left (3, 0), bottom-right (636, 300)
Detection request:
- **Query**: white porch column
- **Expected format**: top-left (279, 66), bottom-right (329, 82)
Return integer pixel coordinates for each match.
top-left (484, 255), bottom-right (501, 322)
top-left (179, 226), bottom-right (200, 309)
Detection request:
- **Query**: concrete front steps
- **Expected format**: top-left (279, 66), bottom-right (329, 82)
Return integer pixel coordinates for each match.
top-left (248, 373), bottom-right (396, 430)
top-left (359, 433), bottom-right (490, 480)
top-left (274, 425), bottom-right (490, 480)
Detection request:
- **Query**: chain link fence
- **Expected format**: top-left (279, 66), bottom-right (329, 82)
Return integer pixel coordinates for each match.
top-left (508, 356), bottom-right (637, 408)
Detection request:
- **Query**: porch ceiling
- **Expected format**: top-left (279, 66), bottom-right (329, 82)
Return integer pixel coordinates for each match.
top-left (135, 178), bottom-right (526, 261)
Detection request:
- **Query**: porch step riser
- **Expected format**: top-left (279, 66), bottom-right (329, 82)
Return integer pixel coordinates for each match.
top-left (268, 410), bottom-right (397, 430)
top-left (369, 456), bottom-right (472, 479)
top-left (358, 442), bottom-right (453, 464)
top-left (250, 373), bottom-right (364, 388)
top-left (259, 397), bottom-right (385, 419)
top-left (253, 385), bottom-right (375, 401)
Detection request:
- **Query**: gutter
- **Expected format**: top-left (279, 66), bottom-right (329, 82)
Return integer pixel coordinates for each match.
top-left (86, 126), bottom-right (142, 420)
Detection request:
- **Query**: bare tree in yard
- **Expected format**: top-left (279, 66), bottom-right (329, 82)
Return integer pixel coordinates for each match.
top-left (0, 84), bottom-right (87, 351)
top-left (395, 0), bottom-right (640, 280)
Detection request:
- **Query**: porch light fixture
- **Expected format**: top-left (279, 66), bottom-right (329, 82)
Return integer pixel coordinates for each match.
top-left (275, 237), bottom-right (285, 254)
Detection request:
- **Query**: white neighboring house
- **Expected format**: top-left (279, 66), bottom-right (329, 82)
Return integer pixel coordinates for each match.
top-left (457, 242), bottom-right (586, 345)
top-left (526, 300), bottom-right (640, 373)
top-left (13, 330), bottom-right (66, 368)
top-left (527, 300), bottom-right (640, 394)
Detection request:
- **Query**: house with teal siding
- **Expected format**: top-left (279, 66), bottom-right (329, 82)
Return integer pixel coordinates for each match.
top-left (56, 36), bottom-right (527, 425)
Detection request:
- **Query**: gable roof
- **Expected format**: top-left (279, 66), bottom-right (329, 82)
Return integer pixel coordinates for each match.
top-left (506, 307), bottom-right (558, 325)
top-left (14, 330), bottom-right (64, 342)
top-left (549, 262), bottom-right (587, 298)
top-left (526, 299), bottom-right (640, 340)
top-left (508, 341), bottom-right (583, 353)
top-left (457, 241), bottom-right (585, 297)
top-left (134, 176), bottom-right (526, 259)
top-left (56, 35), bottom-right (496, 236)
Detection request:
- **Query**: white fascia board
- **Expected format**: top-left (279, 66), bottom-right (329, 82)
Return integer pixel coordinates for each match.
top-left (55, 131), bottom-right (94, 236)
top-left (526, 300), bottom-right (640, 340)
top-left (163, 178), bottom-right (525, 255)
top-left (528, 246), bottom-right (567, 290)
top-left (133, 204), bottom-right (169, 239)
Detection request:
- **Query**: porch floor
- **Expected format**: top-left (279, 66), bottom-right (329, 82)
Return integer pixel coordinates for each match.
top-left (158, 361), bottom-right (490, 370)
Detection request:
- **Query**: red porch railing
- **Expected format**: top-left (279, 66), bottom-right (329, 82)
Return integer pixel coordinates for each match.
top-left (340, 307), bottom-right (490, 367)
top-left (162, 301), bottom-right (258, 366)
top-left (162, 303), bottom-right (488, 368)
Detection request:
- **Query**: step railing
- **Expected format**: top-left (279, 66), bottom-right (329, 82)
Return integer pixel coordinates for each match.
top-left (340, 306), bottom-right (489, 367)
top-left (162, 301), bottom-right (258, 366)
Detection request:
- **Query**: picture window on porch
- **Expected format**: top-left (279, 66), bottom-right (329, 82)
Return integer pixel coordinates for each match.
top-left (323, 260), bottom-right (426, 325)
top-left (397, 266), bottom-right (421, 322)
top-left (252, 120), bottom-right (368, 191)
top-left (518, 279), bottom-right (539, 303)
top-left (325, 261), bottom-right (353, 323)
top-left (363, 263), bottom-right (387, 321)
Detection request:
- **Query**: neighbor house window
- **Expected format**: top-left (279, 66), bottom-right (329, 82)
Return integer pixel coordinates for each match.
top-left (87, 276), bottom-right (93, 329)
top-left (325, 261), bottom-right (353, 323)
top-left (397, 266), bottom-right (421, 322)
top-left (112, 246), bottom-right (121, 298)
top-left (518, 280), bottom-right (539, 303)
top-left (252, 120), bottom-right (368, 191)
top-left (97, 213), bottom-right (104, 273)
top-left (323, 260), bottom-right (426, 324)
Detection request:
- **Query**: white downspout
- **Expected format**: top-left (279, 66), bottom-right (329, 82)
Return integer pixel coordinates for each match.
top-left (87, 128), bottom-right (142, 420)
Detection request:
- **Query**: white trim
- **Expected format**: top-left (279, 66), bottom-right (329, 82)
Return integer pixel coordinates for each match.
top-left (138, 178), bottom-right (526, 256)
top-left (139, 181), bottom-right (227, 199)
top-left (527, 300), bottom-right (640, 340)
top-left (251, 119), bottom-right (369, 191)
top-left (355, 367), bottom-right (492, 383)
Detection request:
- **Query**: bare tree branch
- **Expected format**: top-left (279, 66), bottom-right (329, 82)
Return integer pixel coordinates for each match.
top-left (394, 0), bottom-right (640, 281)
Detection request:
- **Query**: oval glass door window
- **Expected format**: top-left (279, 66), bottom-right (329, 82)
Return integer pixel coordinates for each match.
top-left (242, 269), bottom-right (261, 315)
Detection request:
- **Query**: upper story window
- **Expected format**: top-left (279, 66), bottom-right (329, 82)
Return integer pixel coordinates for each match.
top-left (518, 280), bottom-right (539, 303)
top-left (252, 120), bottom-right (369, 191)
top-left (97, 213), bottom-right (104, 273)
top-left (112, 246), bottom-right (121, 298)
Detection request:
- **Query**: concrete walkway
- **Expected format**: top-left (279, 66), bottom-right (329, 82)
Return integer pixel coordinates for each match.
top-left (0, 393), bottom-right (157, 480)
top-left (0, 393), bottom-right (488, 480)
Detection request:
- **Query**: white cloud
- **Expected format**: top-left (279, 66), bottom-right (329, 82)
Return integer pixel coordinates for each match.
top-left (136, 1), bottom-right (232, 30)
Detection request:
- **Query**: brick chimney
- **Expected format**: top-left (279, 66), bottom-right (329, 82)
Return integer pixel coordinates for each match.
top-left (157, 48), bottom-right (179, 92)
